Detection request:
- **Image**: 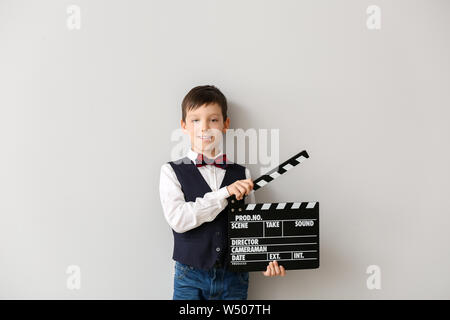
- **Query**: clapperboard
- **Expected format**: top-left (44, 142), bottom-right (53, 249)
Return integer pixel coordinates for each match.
top-left (227, 150), bottom-right (319, 272)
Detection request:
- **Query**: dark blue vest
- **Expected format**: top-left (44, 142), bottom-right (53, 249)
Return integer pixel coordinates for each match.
top-left (168, 156), bottom-right (246, 270)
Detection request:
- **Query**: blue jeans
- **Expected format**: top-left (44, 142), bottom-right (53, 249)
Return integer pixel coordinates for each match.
top-left (173, 261), bottom-right (249, 300)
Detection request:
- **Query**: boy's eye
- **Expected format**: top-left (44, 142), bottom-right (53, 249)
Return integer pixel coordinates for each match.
top-left (192, 119), bottom-right (218, 122)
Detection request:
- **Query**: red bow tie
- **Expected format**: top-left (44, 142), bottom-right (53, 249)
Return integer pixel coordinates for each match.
top-left (195, 153), bottom-right (228, 169)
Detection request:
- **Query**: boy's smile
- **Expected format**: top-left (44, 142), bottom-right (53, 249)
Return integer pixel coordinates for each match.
top-left (181, 103), bottom-right (230, 158)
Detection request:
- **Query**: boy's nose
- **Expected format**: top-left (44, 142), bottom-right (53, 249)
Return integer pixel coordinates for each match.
top-left (201, 123), bottom-right (209, 131)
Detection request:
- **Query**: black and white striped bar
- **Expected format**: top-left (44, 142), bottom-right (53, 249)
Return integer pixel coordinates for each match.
top-left (252, 150), bottom-right (309, 191)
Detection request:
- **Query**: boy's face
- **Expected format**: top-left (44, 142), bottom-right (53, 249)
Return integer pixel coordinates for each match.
top-left (181, 103), bottom-right (230, 155)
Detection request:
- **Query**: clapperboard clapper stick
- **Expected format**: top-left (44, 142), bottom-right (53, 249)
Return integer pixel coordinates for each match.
top-left (227, 150), bottom-right (320, 272)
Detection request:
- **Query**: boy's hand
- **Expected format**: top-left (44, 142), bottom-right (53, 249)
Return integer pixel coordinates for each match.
top-left (262, 261), bottom-right (286, 277)
top-left (226, 178), bottom-right (254, 201)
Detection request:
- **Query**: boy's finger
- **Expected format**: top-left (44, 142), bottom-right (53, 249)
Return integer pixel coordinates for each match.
top-left (229, 187), bottom-right (239, 199)
top-left (235, 181), bottom-right (247, 193)
top-left (234, 184), bottom-right (246, 197)
top-left (242, 181), bottom-right (252, 194)
top-left (244, 179), bottom-right (253, 188)
top-left (280, 265), bottom-right (286, 276)
top-left (269, 262), bottom-right (275, 277)
top-left (273, 260), bottom-right (281, 275)
top-left (262, 265), bottom-right (270, 277)
top-left (239, 185), bottom-right (250, 197)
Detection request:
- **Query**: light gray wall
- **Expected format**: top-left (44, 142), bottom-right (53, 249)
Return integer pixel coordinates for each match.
top-left (1, 0), bottom-right (449, 299)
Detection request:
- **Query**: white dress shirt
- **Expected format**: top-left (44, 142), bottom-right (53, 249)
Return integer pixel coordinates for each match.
top-left (159, 148), bottom-right (256, 233)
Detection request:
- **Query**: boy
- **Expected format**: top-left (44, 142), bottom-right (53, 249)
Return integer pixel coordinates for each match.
top-left (159, 85), bottom-right (286, 300)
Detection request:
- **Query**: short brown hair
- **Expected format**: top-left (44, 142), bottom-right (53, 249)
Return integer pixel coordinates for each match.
top-left (181, 85), bottom-right (228, 122)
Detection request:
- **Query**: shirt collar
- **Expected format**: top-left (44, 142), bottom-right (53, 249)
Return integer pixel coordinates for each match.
top-left (187, 148), bottom-right (224, 163)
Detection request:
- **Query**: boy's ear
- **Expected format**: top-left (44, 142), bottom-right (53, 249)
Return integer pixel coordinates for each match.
top-left (180, 119), bottom-right (187, 133)
top-left (222, 117), bottom-right (230, 133)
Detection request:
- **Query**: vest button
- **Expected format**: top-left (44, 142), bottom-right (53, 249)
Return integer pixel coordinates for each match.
top-left (216, 247), bottom-right (221, 252)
